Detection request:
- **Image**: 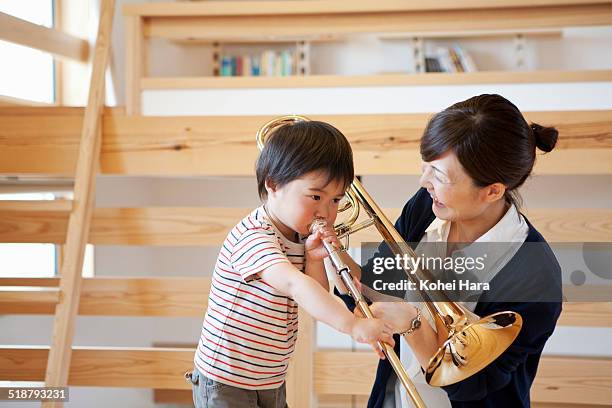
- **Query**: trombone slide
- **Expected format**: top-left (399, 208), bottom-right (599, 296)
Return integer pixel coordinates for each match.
top-left (320, 239), bottom-right (427, 408)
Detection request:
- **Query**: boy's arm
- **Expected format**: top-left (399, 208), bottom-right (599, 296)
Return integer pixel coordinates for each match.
top-left (261, 262), bottom-right (354, 335)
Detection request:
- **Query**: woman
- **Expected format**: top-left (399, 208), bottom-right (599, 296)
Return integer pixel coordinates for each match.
top-left (338, 94), bottom-right (563, 407)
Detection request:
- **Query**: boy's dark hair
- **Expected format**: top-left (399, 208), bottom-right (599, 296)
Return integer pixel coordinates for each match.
top-left (420, 94), bottom-right (558, 208)
top-left (256, 120), bottom-right (354, 200)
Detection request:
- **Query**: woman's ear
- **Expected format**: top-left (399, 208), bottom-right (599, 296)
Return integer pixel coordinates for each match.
top-left (484, 182), bottom-right (506, 203)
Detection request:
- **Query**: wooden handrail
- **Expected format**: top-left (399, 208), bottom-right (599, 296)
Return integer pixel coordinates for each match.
top-left (0, 12), bottom-right (89, 62)
top-left (42, 1), bottom-right (114, 405)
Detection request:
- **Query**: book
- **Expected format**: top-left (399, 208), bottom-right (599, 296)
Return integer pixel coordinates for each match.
top-left (251, 55), bottom-right (261, 76)
top-left (448, 47), bottom-right (465, 72)
top-left (235, 56), bottom-right (243, 76)
top-left (220, 56), bottom-right (232, 76)
top-left (425, 57), bottom-right (443, 72)
top-left (453, 45), bottom-right (477, 72)
top-left (242, 56), bottom-right (252, 77)
top-left (435, 47), bottom-right (455, 73)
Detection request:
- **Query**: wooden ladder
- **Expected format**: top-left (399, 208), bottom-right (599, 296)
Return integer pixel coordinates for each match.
top-left (41, 1), bottom-right (115, 406)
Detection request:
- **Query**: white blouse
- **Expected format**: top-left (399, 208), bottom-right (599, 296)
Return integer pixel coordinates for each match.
top-left (392, 204), bottom-right (529, 408)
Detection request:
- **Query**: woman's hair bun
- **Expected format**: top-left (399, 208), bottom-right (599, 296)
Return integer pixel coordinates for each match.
top-left (530, 123), bottom-right (559, 153)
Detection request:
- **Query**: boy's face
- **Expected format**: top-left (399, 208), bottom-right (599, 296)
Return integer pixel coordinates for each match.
top-left (265, 170), bottom-right (347, 238)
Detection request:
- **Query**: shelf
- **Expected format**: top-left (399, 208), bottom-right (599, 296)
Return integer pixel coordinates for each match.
top-left (135, 2), bottom-right (612, 41)
top-left (124, 0), bottom-right (612, 114)
top-left (378, 28), bottom-right (563, 40)
top-left (170, 30), bottom-right (561, 45)
top-left (140, 70), bottom-right (612, 90)
top-left (170, 34), bottom-right (341, 45)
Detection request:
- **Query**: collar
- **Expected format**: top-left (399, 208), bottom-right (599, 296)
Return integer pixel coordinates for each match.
top-left (424, 203), bottom-right (526, 244)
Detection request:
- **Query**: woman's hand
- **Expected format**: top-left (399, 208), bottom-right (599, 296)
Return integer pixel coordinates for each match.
top-left (355, 301), bottom-right (418, 335)
top-left (304, 224), bottom-right (341, 262)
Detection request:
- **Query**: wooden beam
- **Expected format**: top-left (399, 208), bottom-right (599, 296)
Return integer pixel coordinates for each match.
top-left (152, 389), bottom-right (606, 408)
top-left (0, 95), bottom-right (54, 107)
top-left (1, 346), bottom-right (194, 389)
top-left (1, 110), bottom-right (611, 176)
top-left (1, 347), bottom-right (610, 405)
top-left (0, 12), bottom-right (89, 62)
top-left (0, 278), bottom-right (610, 328)
top-left (286, 310), bottom-right (314, 408)
top-left (123, 1), bottom-right (612, 17)
top-left (140, 70), bottom-right (612, 89)
top-left (532, 355), bottom-right (612, 405)
top-left (315, 351), bottom-right (377, 395)
top-left (140, 3), bottom-right (612, 40)
top-left (557, 302), bottom-right (612, 327)
top-left (351, 208), bottom-right (612, 244)
top-left (0, 286), bottom-right (60, 311)
top-left (0, 277), bottom-right (210, 316)
top-left (124, 16), bottom-right (143, 115)
top-left (314, 351), bottom-right (612, 405)
top-left (43, 0), bottom-right (114, 403)
top-left (1, 206), bottom-right (610, 244)
top-left (0, 200), bottom-right (72, 212)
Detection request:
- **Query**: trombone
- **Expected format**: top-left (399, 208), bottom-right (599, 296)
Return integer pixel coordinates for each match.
top-left (256, 115), bottom-right (523, 406)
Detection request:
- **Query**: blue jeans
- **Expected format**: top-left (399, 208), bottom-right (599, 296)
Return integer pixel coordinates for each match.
top-left (188, 368), bottom-right (288, 408)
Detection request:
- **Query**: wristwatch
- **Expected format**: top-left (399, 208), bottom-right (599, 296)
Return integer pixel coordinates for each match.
top-left (399, 307), bottom-right (422, 336)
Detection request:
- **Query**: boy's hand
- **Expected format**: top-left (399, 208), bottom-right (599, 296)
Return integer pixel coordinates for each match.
top-left (355, 302), bottom-right (418, 335)
top-left (350, 317), bottom-right (395, 359)
top-left (305, 224), bottom-right (341, 262)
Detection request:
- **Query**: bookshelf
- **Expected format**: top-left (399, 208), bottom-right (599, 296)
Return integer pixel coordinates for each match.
top-left (210, 40), bottom-right (311, 77)
top-left (378, 29), bottom-right (563, 73)
top-left (123, 0), bottom-right (612, 114)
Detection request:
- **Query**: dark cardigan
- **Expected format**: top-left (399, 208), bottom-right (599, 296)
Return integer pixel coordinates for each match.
top-left (337, 188), bottom-right (562, 408)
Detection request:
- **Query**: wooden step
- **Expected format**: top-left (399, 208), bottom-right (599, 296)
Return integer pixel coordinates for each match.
top-left (0, 347), bottom-right (610, 406)
top-left (1, 206), bottom-right (611, 244)
top-left (0, 277), bottom-right (610, 327)
top-left (1, 110), bottom-right (611, 176)
top-left (0, 286), bottom-right (60, 314)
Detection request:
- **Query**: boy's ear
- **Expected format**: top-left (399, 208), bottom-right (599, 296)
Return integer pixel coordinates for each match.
top-left (264, 179), bottom-right (277, 195)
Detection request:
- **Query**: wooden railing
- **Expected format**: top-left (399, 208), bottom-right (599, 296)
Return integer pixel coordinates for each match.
top-left (0, 276), bottom-right (611, 406)
top-left (0, 8), bottom-right (92, 108)
top-left (0, 11), bottom-right (89, 63)
top-left (1, 108), bottom-right (611, 406)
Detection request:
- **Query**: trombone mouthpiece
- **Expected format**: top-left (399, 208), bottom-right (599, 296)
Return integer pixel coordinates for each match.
top-left (309, 217), bottom-right (327, 234)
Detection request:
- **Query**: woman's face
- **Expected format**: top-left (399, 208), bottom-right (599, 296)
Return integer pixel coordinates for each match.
top-left (419, 150), bottom-right (491, 221)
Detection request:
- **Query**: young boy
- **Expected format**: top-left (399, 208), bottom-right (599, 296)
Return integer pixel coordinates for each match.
top-left (190, 120), bottom-right (393, 407)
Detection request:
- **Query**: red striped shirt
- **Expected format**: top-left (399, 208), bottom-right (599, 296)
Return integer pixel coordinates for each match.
top-left (194, 206), bottom-right (304, 390)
